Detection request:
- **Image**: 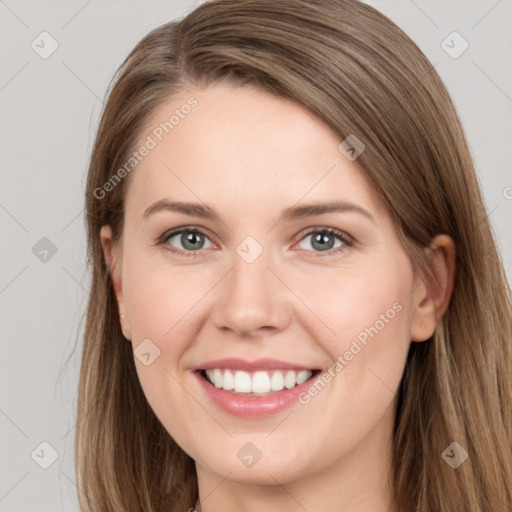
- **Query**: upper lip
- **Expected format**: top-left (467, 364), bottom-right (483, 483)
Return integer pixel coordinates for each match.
top-left (195, 358), bottom-right (319, 372)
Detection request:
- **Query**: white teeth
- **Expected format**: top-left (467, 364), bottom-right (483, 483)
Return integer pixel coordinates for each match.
top-left (252, 371), bottom-right (271, 393)
top-left (203, 369), bottom-right (313, 394)
top-left (296, 370), bottom-right (311, 385)
top-left (213, 369), bottom-right (223, 388)
top-left (284, 370), bottom-right (296, 389)
top-left (234, 370), bottom-right (252, 393)
top-left (270, 371), bottom-right (284, 391)
top-left (222, 369), bottom-right (235, 390)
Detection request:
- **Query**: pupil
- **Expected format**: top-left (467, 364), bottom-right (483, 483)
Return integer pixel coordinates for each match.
top-left (183, 232), bottom-right (203, 250)
top-left (313, 233), bottom-right (333, 251)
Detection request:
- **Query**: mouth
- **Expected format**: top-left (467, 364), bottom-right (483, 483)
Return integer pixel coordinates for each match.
top-left (196, 368), bottom-right (322, 396)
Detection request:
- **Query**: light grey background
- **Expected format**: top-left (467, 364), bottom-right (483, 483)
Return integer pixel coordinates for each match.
top-left (1, 0), bottom-right (511, 510)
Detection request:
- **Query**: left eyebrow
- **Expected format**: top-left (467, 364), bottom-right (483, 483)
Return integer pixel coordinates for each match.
top-left (142, 199), bottom-right (376, 224)
top-left (280, 200), bottom-right (376, 224)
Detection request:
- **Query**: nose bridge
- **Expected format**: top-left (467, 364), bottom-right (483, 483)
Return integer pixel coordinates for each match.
top-left (211, 235), bottom-right (290, 336)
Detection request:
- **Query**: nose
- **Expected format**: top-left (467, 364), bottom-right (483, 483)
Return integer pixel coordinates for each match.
top-left (210, 247), bottom-right (292, 338)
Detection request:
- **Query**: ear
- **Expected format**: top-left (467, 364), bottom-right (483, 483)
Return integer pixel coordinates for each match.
top-left (410, 234), bottom-right (456, 342)
top-left (100, 225), bottom-right (132, 341)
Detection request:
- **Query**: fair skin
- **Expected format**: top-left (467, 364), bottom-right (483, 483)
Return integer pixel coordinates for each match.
top-left (101, 83), bottom-right (455, 512)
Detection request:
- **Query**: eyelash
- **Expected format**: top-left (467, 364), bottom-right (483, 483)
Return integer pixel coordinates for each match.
top-left (155, 226), bottom-right (354, 259)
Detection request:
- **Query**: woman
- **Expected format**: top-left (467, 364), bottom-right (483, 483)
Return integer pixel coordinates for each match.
top-left (76, 0), bottom-right (512, 510)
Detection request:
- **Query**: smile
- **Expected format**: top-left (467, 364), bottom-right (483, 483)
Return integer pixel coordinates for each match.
top-left (194, 366), bottom-right (322, 418)
top-left (202, 368), bottom-right (318, 395)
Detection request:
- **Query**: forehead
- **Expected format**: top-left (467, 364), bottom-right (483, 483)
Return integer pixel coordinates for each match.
top-left (124, 83), bottom-right (386, 223)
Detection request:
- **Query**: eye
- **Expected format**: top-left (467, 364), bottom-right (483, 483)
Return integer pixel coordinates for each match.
top-left (156, 226), bottom-right (353, 259)
top-left (294, 227), bottom-right (353, 257)
top-left (158, 227), bottom-right (215, 258)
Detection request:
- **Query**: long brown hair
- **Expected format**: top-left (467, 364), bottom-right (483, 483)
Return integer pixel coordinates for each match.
top-left (77, 0), bottom-right (512, 510)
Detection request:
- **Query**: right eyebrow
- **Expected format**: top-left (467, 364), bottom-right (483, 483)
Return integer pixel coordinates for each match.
top-left (143, 200), bottom-right (219, 220)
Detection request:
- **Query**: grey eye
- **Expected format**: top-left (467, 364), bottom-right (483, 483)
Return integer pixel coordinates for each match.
top-left (297, 231), bottom-right (345, 252)
top-left (166, 230), bottom-right (213, 251)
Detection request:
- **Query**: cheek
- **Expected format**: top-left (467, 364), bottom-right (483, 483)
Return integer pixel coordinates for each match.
top-left (336, 272), bottom-right (411, 352)
top-left (121, 257), bottom-right (207, 440)
top-left (291, 251), bottom-right (414, 396)
top-left (122, 251), bottom-right (207, 345)
top-left (287, 255), bottom-right (413, 349)
top-left (312, 259), bottom-right (413, 419)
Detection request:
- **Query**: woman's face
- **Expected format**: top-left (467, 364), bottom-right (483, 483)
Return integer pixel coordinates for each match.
top-left (101, 83), bottom-right (433, 488)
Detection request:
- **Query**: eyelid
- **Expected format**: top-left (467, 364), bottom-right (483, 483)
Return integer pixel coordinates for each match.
top-left (156, 225), bottom-right (214, 243)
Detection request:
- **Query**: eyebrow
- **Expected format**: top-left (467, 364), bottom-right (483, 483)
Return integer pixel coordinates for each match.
top-left (143, 199), bottom-right (376, 224)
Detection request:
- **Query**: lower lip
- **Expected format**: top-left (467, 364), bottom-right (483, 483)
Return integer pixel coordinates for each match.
top-left (194, 370), bottom-right (318, 418)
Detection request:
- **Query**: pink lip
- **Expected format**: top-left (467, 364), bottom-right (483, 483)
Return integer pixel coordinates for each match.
top-left (195, 357), bottom-right (317, 372)
top-left (193, 368), bottom-right (320, 418)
